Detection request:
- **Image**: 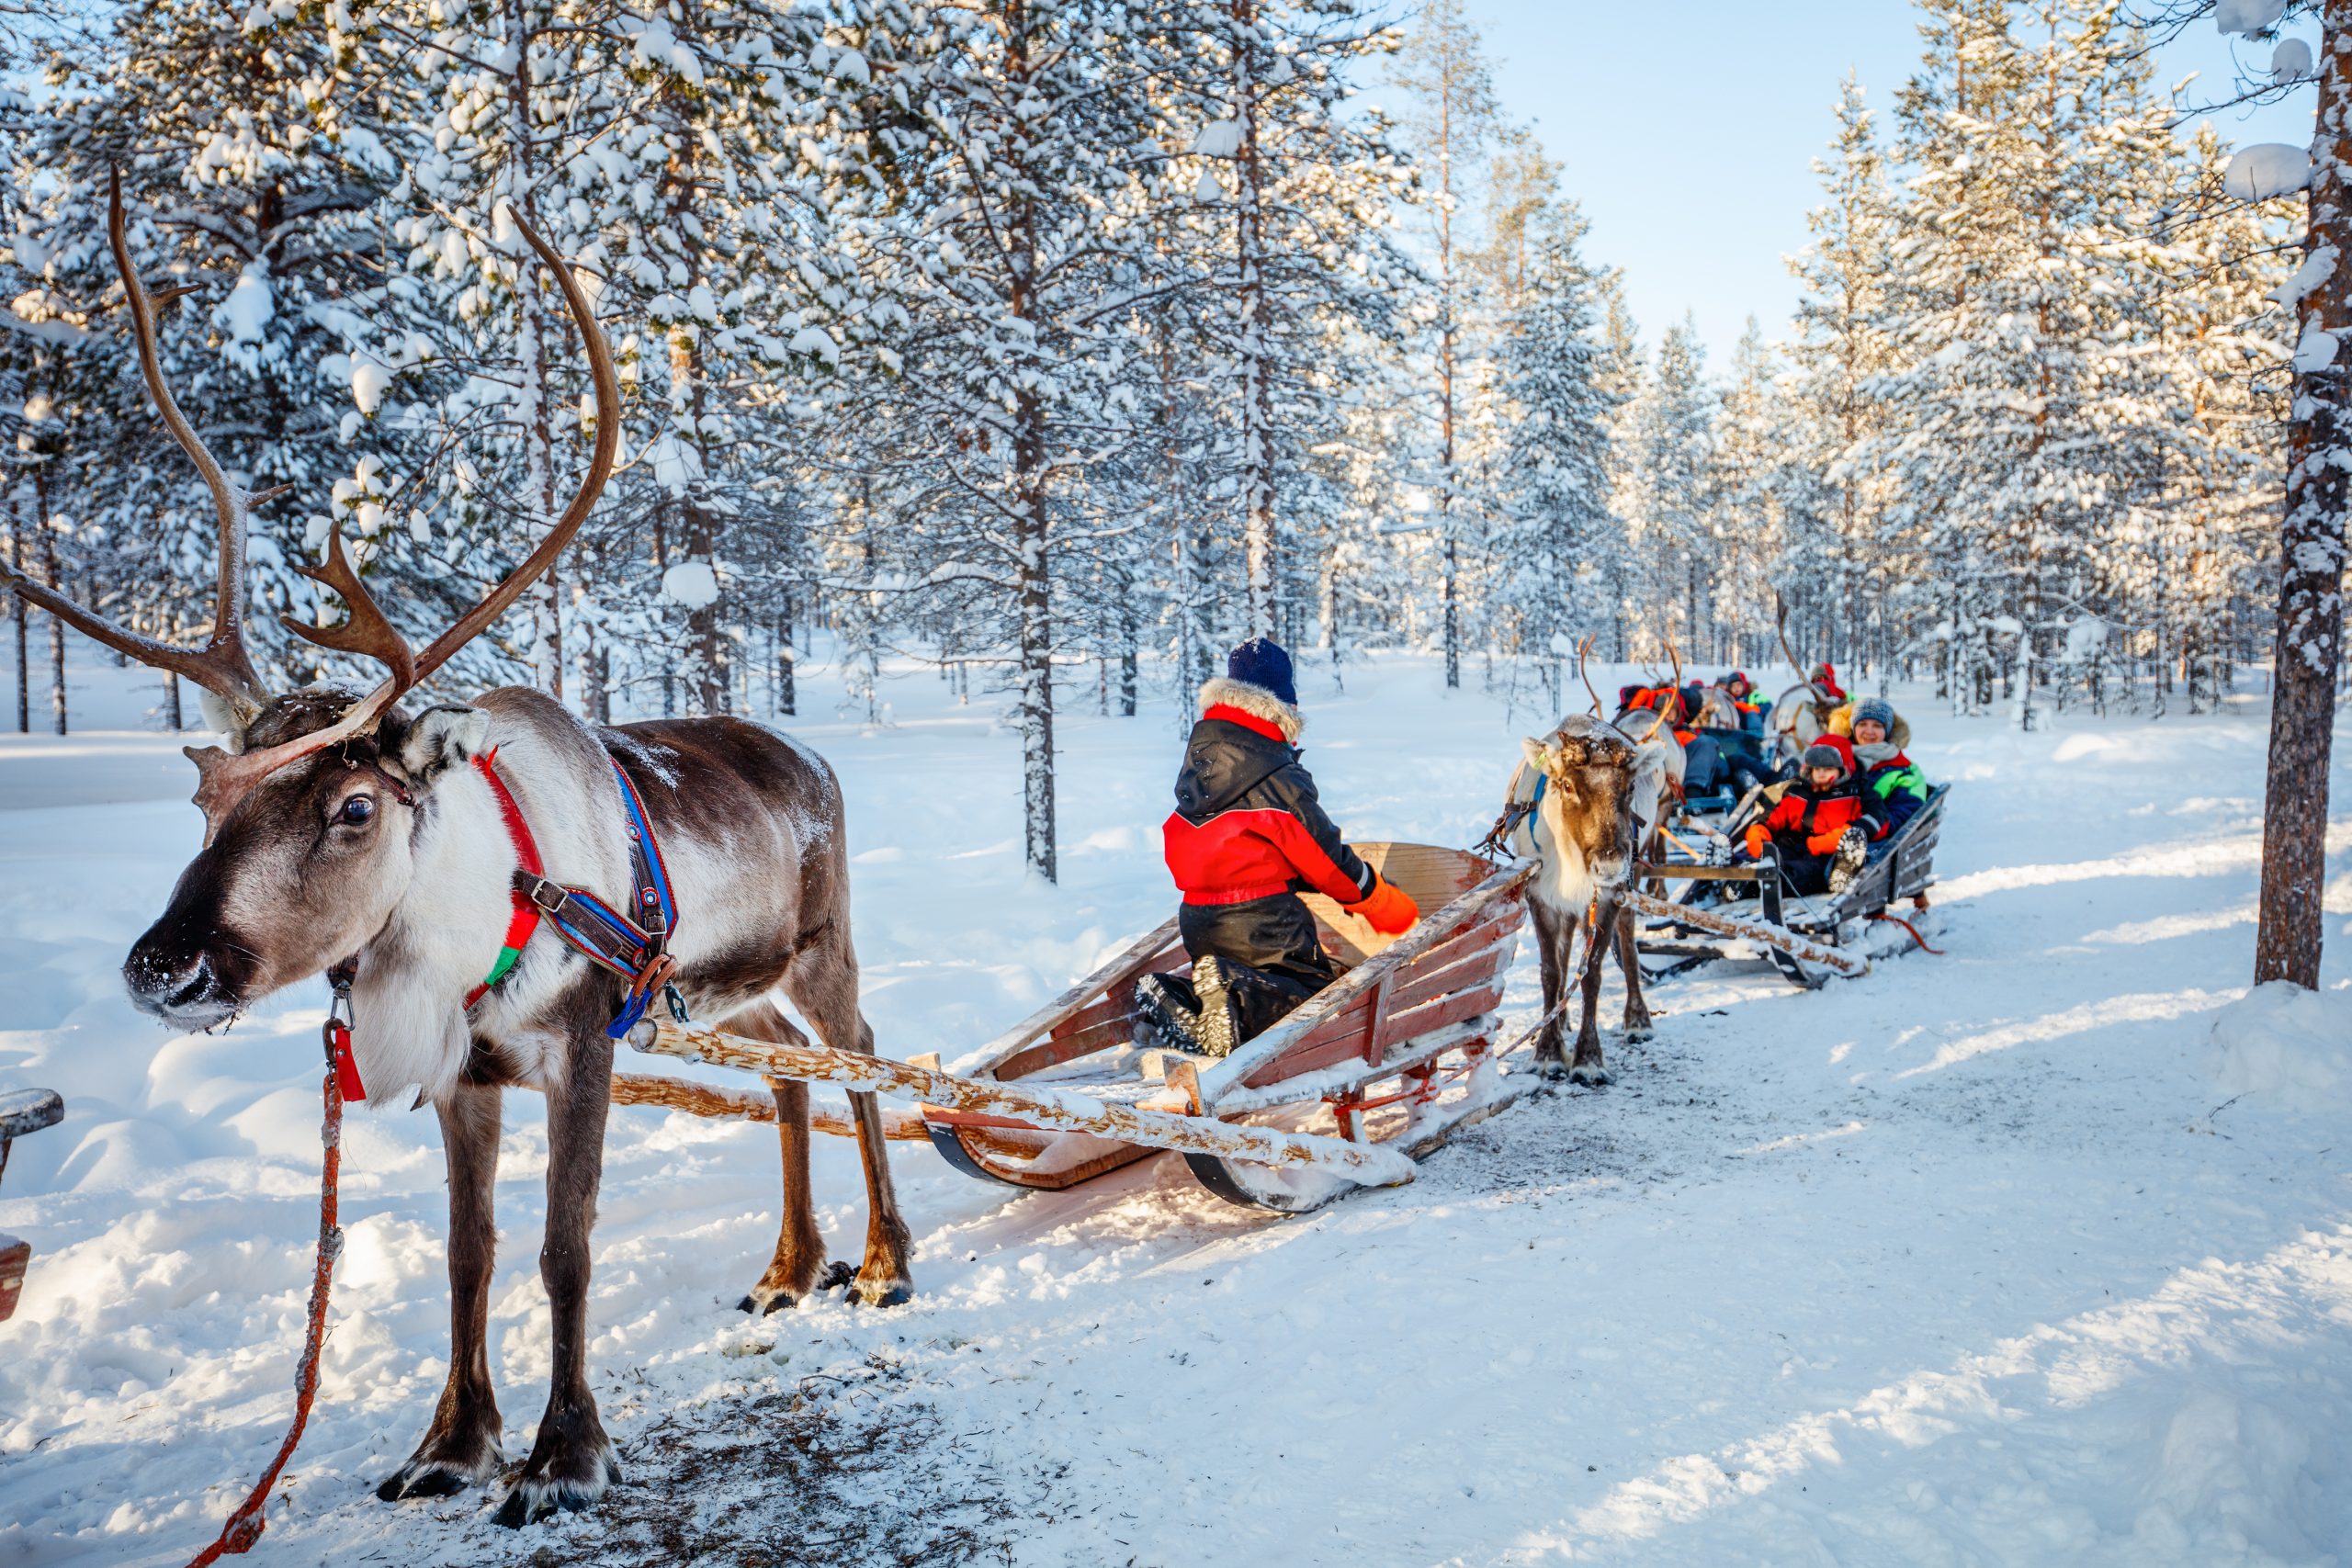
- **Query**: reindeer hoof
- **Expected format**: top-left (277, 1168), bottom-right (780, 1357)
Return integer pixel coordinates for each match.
top-left (378, 1458), bottom-right (494, 1502)
top-left (490, 1448), bottom-right (621, 1529)
top-left (737, 1259), bottom-right (852, 1315)
top-left (850, 1276), bottom-right (914, 1309)
top-left (1534, 1056), bottom-right (1570, 1083)
top-left (1622, 1022), bottom-right (1654, 1043)
top-left (1567, 1062), bottom-right (1612, 1087)
top-left (377, 1427), bottom-right (503, 1501)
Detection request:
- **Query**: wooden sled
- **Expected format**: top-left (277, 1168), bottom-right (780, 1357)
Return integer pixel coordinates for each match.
top-left (1637, 784), bottom-right (1951, 988)
top-left (917, 842), bottom-right (1532, 1213)
top-left (0, 1088), bottom-right (64, 1323)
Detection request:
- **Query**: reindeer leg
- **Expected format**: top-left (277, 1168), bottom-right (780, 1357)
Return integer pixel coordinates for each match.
top-left (494, 1007), bottom-right (621, 1528)
top-left (785, 927), bottom-right (913, 1308)
top-left (379, 1077), bottom-right (504, 1501)
top-left (718, 1001), bottom-right (831, 1314)
top-left (1570, 897), bottom-right (1612, 1087)
top-left (1529, 897), bottom-right (1572, 1082)
top-left (1615, 903), bottom-right (1655, 1043)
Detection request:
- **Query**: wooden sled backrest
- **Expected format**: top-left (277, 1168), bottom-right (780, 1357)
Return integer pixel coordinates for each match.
top-left (1300, 842), bottom-right (1493, 966)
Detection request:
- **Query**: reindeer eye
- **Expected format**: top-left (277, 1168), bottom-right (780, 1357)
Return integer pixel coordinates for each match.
top-left (337, 795), bottom-right (377, 827)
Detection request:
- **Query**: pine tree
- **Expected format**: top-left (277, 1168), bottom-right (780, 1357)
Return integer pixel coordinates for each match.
top-left (1389, 0), bottom-right (1506, 689)
top-left (1781, 73), bottom-right (1899, 677)
top-left (1490, 206), bottom-right (1616, 711)
top-left (1623, 316), bottom-right (1714, 657)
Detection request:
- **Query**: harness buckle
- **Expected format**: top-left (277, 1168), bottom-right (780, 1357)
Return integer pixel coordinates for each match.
top-left (526, 877), bottom-right (570, 916)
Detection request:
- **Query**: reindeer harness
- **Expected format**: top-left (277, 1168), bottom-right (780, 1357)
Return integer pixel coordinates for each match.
top-left (463, 749), bottom-right (684, 1040)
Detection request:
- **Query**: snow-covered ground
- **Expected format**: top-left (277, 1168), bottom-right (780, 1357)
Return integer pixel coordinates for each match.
top-left (3, 649), bottom-right (2349, 1567)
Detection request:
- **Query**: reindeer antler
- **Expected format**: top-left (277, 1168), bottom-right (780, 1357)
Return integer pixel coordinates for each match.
top-left (1577, 634), bottom-right (1603, 716)
top-left (1635, 639), bottom-right (1684, 743)
top-left (0, 171), bottom-right (274, 728)
top-left (285, 519), bottom-right (416, 692)
top-left (1775, 594), bottom-right (1814, 684)
top-left (183, 215), bottom-right (621, 838)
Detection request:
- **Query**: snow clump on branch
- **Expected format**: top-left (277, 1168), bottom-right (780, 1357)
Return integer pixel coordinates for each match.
top-left (2224, 142), bottom-right (2310, 201)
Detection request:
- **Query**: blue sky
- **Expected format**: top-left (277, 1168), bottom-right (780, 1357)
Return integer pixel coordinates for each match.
top-left (1412, 0), bottom-right (2317, 367)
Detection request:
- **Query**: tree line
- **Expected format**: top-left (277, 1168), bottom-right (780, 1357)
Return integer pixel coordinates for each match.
top-left (0, 0), bottom-right (2313, 895)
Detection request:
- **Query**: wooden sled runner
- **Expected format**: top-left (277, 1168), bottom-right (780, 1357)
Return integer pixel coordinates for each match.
top-left (634, 844), bottom-right (1532, 1214)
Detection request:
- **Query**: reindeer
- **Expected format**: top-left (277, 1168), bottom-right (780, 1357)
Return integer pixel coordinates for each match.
top-left (1768, 596), bottom-right (1844, 767)
top-left (1510, 640), bottom-right (1684, 1085)
top-left (0, 178), bottom-right (913, 1528)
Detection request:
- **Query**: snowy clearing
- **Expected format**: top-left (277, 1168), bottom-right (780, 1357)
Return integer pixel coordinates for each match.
top-left (3, 652), bottom-right (2349, 1566)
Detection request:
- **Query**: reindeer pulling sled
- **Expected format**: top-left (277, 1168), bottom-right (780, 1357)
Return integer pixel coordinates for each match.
top-left (1600, 615), bottom-right (1951, 991)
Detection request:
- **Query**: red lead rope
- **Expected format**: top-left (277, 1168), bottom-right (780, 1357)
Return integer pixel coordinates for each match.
top-left (182, 1067), bottom-right (345, 1566)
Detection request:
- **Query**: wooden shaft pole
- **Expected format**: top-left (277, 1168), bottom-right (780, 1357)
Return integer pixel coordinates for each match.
top-left (639, 1020), bottom-right (1417, 1187)
top-left (586, 1070), bottom-right (929, 1141)
top-left (1621, 888), bottom-right (1869, 978)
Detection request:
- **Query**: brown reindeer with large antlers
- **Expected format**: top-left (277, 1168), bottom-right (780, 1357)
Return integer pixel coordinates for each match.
top-left (1510, 639), bottom-right (1683, 1084)
top-left (0, 175), bottom-right (914, 1528)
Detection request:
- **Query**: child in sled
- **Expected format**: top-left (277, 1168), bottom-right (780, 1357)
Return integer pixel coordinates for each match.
top-left (1134, 638), bottom-right (1419, 1059)
top-left (1741, 735), bottom-right (1883, 897)
top-left (1848, 695), bottom-right (1928, 843)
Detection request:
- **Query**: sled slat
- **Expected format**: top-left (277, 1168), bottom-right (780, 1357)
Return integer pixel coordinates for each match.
top-left (1198, 862), bottom-right (1532, 1104)
top-left (950, 917), bottom-right (1182, 1077)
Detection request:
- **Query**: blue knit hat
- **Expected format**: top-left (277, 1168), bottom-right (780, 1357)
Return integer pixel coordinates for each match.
top-left (1852, 695), bottom-right (1895, 735)
top-left (1227, 637), bottom-right (1297, 707)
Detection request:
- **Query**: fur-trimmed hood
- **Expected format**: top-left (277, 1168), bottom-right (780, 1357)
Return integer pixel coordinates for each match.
top-left (1199, 676), bottom-right (1305, 742)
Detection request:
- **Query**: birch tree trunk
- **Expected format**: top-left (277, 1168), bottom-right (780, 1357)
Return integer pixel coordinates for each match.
top-left (1008, 3), bottom-right (1057, 883)
top-left (38, 468), bottom-right (62, 736)
top-left (2256, 6), bottom-right (2352, 988)
top-left (1233, 0), bottom-right (1278, 638)
top-left (8, 491), bottom-right (27, 733)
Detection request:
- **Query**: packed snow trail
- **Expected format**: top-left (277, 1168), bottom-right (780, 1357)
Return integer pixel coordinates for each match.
top-left (1, 654), bottom-right (2346, 1566)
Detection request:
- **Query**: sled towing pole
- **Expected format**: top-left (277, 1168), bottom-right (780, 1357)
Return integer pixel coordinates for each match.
top-left (1620, 888), bottom-right (1870, 978)
top-left (638, 1019), bottom-right (1419, 1188)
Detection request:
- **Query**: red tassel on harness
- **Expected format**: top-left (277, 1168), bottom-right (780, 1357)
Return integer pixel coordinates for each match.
top-left (325, 1017), bottom-right (367, 1103)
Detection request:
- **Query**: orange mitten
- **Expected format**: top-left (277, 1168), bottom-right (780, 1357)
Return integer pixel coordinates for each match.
top-left (1744, 824), bottom-right (1770, 859)
top-left (1350, 876), bottom-right (1419, 936)
top-left (1805, 829), bottom-right (1843, 855)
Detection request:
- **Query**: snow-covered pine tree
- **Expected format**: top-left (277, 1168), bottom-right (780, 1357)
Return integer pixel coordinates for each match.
top-left (2151, 122), bottom-right (2290, 715)
top-left (1710, 320), bottom-right (1789, 668)
top-left (1171, 0), bottom-right (1406, 641)
top-left (1623, 316), bottom-right (1714, 659)
top-left (1490, 205), bottom-right (1617, 712)
top-left (23, 0), bottom-right (441, 710)
top-left (1388, 0), bottom-right (1506, 689)
top-left (1593, 274), bottom-right (1644, 661)
top-left (840, 0), bottom-right (1169, 883)
top-left (1781, 73), bottom-right (1899, 677)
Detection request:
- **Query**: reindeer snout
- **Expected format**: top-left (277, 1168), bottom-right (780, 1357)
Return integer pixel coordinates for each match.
top-left (124, 927), bottom-right (250, 1031)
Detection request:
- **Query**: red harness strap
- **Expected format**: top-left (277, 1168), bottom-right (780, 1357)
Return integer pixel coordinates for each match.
top-left (463, 749), bottom-right (548, 1011)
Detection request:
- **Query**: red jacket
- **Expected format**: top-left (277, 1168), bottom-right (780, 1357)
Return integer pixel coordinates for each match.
top-left (1761, 772), bottom-right (1885, 849)
top-left (1162, 704), bottom-right (1375, 908)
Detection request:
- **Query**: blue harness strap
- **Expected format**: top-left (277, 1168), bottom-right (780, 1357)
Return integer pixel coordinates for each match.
top-left (484, 758), bottom-right (686, 1038)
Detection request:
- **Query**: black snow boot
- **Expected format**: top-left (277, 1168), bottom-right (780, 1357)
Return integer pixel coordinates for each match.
top-left (1827, 826), bottom-right (1869, 894)
top-left (1133, 971), bottom-right (1208, 1056)
top-left (1190, 955), bottom-right (1245, 1060)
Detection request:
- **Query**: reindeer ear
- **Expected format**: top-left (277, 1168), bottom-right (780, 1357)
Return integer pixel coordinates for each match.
top-left (1520, 737), bottom-right (1551, 771)
top-left (392, 704), bottom-right (490, 786)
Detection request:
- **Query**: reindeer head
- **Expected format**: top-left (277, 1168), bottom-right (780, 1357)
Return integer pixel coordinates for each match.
top-left (1, 174), bottom-right (616, 1031)
top-left (1520, 723), bottom-right (1643, 888)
